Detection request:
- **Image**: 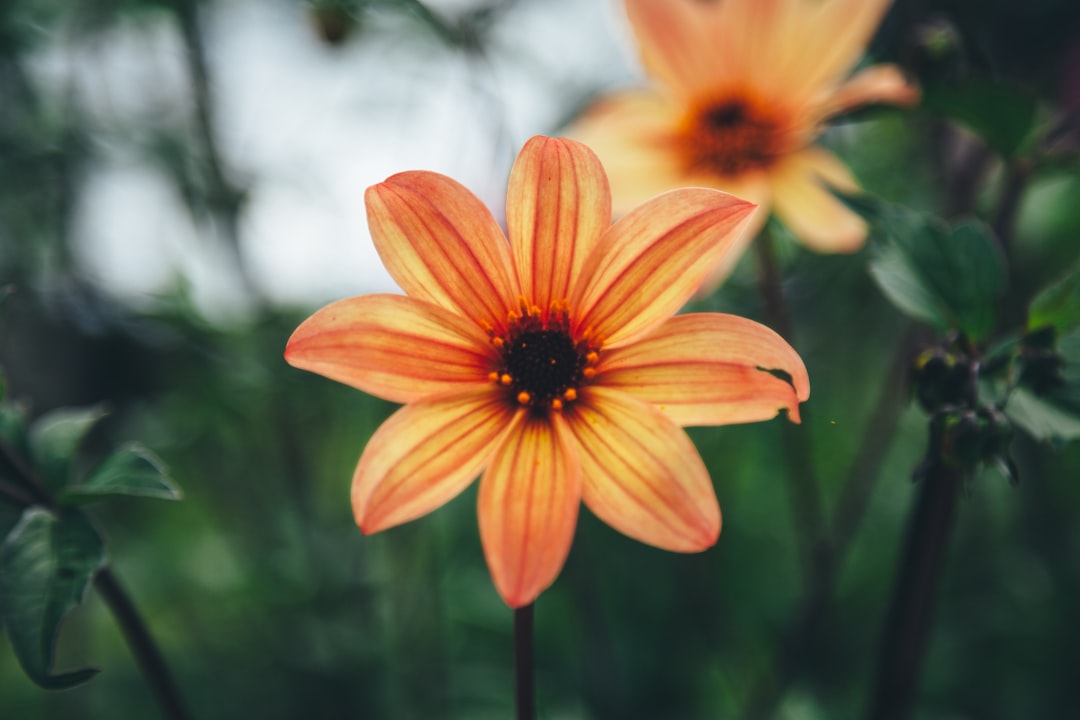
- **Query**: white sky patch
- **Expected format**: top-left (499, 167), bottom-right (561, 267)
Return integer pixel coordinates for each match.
top-left (36, 0), bottom-right (635, 320)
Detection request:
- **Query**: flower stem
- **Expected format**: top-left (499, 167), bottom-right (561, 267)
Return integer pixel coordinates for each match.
top-left (94, 566), bottom-right (191, 720)
top-left (867, 462), bottom-right (962, 720)
top-left (514, 603), bottom-right (536, 720)
top-left (753, 230), bottom-right (829, 585)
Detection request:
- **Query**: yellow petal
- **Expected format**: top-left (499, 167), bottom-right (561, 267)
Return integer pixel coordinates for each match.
top-left (625, 0), bottom-right (726, 100)
top-left (817, 64), bottom-right (921, 119)
top-left (793, 0), bottom-right (895, 101)
top-left (508, 136), bottom-right (611, 311)
top-left (599, 313), bottom-right (810, 425)
top-left (573, 188), bottom-right (756, 348)
top-left (365, 172), bottom-right (517, 331)
top-left (478, 412), bottom-right (581, 608)
top-left (285, 294), bottom-right (494, 403)
top-left (768, 147), bottom-right (868, 253)
top-left (566, 387), bottom-right (720, 552)
top-left (353, 387), bottom-right (515, 533)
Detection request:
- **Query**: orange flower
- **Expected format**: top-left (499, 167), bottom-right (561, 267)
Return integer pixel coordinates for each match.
top-left (569, 0), bottom-right (919, 292)
top-left (285, 136), bottom-right (809, 608)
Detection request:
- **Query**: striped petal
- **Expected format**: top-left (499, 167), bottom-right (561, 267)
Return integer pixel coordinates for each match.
top-left (365, 172), bottom-right (517, 331)
top-left (599, 313), bottom-right (810, 426)
top-left (566, 387), bottom-right (720, 552)
top-left (768, 147), bottom-right (867, 252)
top-left (285, 294), bottom-right (494, 403)
top-left (353, 387), bottom-right (515, 534)
top-left (478, 412), bottom-right (581, 608)
top-left (508, 136), bottom-right (611, 311)
top-left (573, 188), bottom-right (756, 349)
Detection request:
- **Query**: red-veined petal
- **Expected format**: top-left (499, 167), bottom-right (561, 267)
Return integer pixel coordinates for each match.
top-left (285, 294), bottom-right (494, 403)
top-left (599, 313), bottom-right (810, 425)
top-left (508, 136), bottom-right (611, 311)
top-left (573, 188), bottom-right (756, 348)
top-left (365, 172), bottom-right (517, 330)
top-left (478, 412), bottom-right (581, 608)
top-left (565, 387), bottom-right (720, 552)
top-left (768, 147), bottom-right (867, 253)
top-left (353, 387), bottom-right (516, 534)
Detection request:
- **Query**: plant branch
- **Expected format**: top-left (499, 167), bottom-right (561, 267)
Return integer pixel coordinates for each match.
top-left (866, 461), bottom-right (963, 720)
top-left (94, 566), bottom-right (191, 720)
top-left (753, 232), bottom-right (830, 586)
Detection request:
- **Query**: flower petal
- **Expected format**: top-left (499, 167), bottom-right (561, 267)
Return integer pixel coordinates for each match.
top-left (478, 413), bottom-right (581, 608)
top-left (625, 0), bottom-right (726, 99)
top-left (768, 147), bottom-right (868, 252)
top-left (817, 64), bottom-right (920, 119)
top-left (353, 387), bottom-right (515, 534)
top-left (573, 188), bottom-right (756, 348)
top-left (507, 136), bottom-right (611, 311)
top-left (795, 0), bottom-right (895, 98)
top-left (599, 313), bottom-right (810, 426)
top-left (285, 294), bottom-right (494, 403)
top-left (365, 172), bottom-right (517, 330)
top-left (566, 387), bottom-right (720, 552)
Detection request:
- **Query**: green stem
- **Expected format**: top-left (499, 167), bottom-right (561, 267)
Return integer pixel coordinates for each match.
top-left (514, 603), bottom-right (535, 720)
top-left (753, 231), bottom-right (829, 585)
top-left (866, 462), bottom-right (962, 720)
top-left (94, 567), bottom-right (191, 720)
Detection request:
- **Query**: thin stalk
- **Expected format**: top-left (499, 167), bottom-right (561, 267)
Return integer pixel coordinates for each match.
top-left (514, 604), bottom-right (535, 720)
top-left (94, 567), bottom-right (191, 720)
top-left (866, 463), bottom-right (962, 720)
top-left (753, 232), bottom-right (830, 586)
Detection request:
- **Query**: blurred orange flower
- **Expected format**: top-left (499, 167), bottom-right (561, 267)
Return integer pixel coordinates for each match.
top-left (569, 0), bottom-right (919, 292)
top-left (285, 136), bottom-right (809, 608)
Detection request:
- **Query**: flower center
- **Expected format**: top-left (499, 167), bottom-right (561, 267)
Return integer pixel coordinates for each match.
top-left (682, 96), bottom-right (785, 176)
top-left (487, 299), bottom-right (600, 412)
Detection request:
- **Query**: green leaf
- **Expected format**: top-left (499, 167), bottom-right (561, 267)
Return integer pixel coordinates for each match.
top-left (0, 507), bottom-right (104, 689)
top-left (0, 403), bottom-right (31, 467)
top-left (1004, 387), bottom-right (1080, 445)
top-left (923, 77), bottom-right (1040, 158)
top-left (60, 444), bottom-right (181, 504)
top-left (28, 406), bottom-right (107, 494)
top-left (866, 204), bottom-right (1006, 341)
top-left (1028, 269), bottom-right (1080, 336)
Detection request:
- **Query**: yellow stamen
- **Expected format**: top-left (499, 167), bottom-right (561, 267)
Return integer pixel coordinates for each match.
top-left (488, 371), bottom-right (499, 382)
top-left (582, 367), bottom-right (596, 379)
top-left (500, 373), bottom-right (513, 385)
top-left (517, 391), bottom-right (531, 405)
top-left (563, 388), bottom-right (577, 402)
top-left (551, 398), bottom-right (563, 411)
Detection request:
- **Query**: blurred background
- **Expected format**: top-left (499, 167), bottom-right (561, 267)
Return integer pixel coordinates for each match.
top-left (1, 0), bottom-right (1079, 718)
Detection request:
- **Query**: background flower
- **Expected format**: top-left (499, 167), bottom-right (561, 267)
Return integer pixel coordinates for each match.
top-left (568, 0), bottom-right (920, 291)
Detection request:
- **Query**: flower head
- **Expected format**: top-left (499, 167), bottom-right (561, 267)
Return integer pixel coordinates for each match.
top-left (285, 136), bottom-right (810, 608)
top-left (568, 0), bottom-right (920, 292)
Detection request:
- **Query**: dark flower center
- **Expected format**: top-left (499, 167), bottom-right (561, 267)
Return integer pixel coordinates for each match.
top-left (683, 97), bottom-right (785, 176)
top-left (504, 330), bottom-right (584, 406)
top-left (487, 300), bottom-right (601, 413)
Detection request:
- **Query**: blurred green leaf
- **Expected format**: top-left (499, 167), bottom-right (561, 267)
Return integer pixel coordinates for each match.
top-left (0, 507), bottom-right (104, 689)
top-left (923, 78), bottom-right (1040, 158)
top-left (28, 406), bottom-right (107, 494)
top-left (1004, 387), bottom-right (1080, 445)
top-left (866, 204), bottom-right (1005, 340)
top-left (60, 443), bottom-right (180, 504)
top-left (0, 403), bottom-right (32, 487)
top-left (1028, 269), bottom-right (1080, 336)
